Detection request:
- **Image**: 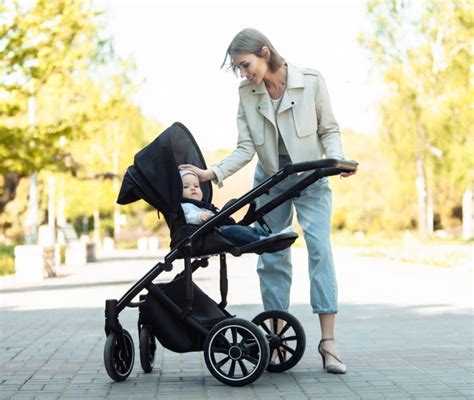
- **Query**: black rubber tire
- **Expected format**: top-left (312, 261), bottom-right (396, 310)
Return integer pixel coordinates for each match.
top-left (104, 329), bottom-right (135, 382)
top-left (252, 310), bottom-right (306, 372)
top-left (139, 326), bottom-right (156, 373)
top-left (204, 318), bottom-right (270, 386)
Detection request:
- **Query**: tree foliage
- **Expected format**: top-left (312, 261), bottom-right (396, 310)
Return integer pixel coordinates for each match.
top-left (359, 0), bottom-right (473, 231)
top-left (0, 0), bottom-right (163, 241)
top-left (0, 0), bottom-right (112, 175)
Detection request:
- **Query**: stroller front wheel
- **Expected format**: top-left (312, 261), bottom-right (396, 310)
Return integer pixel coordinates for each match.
top-left (204, 318), bottom-right (270, 386)
top-left (139, 325), bottom-right (157, 373)
top-left (104, 329), bottom-right (135, 382)
top-left (252, 310), bottom-right (306, 372)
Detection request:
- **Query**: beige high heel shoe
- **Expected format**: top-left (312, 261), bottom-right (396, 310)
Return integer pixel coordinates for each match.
top-left (318, 338), bottom-right (347, 374)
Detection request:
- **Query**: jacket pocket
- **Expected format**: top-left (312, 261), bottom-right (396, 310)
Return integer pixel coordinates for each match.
top-left (293, 107), bottom-right (318, 138)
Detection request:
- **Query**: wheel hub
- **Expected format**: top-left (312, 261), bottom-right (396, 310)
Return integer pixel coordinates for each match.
top-left (268, 333), bottom-right (282, 348)
top-left (229, 345), bottom-right (243, 360)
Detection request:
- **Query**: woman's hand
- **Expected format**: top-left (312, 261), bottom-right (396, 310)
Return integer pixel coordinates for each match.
top-left (340, 161), bottom-right (358, 178)
top-left (340, 171), bottom-right (356, 178)
top-left (179, 164), bottom-right (216, 182)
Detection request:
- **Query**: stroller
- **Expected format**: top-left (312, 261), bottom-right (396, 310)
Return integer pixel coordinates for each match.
top-left (103, 122), bottom-right (357, 386)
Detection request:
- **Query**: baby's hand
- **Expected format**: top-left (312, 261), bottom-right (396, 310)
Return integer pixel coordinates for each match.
top-left (200, 211), bottom-right (214, 222)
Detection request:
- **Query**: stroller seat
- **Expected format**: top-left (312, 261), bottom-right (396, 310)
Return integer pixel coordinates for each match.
top-left (171, 220), bottom-right (298, 258)
top-left (170, 194), bottom-right (298, 258)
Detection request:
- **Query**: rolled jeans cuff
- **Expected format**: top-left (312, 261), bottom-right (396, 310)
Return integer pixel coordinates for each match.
top-left (313, 308), bottom-right (338, 314)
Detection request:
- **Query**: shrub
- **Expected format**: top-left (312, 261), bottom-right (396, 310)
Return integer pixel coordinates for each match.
top-left (0, 243), bottom-right (15, 276)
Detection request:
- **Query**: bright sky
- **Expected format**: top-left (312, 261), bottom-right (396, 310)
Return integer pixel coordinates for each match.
top-left (98, 0), bottom-right (382, 150)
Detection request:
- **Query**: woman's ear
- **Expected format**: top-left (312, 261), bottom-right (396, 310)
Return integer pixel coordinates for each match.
top-left (261, 46), bottom-right (271, 61)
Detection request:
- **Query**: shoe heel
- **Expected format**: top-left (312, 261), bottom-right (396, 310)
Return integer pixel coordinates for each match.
top-left (318, 343), bottom-right (326, 369)
top-left (318, 338), bottom-right (347, 374)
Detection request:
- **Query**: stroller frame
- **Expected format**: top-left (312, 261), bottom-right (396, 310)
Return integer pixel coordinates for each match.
top-left (103, 123), bottom-right (357, 386)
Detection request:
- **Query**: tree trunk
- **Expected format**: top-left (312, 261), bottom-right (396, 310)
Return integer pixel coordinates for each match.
top-left (416, 156), bottom-right (429, 239)
top-left (0, 173), bottom-right (22, 214)
top-left (426, 188), bottom-right (434, 236)
top-left (93, 209), bottom-right (101, 246)
top-left (462, 188), bottom-right (473, 240)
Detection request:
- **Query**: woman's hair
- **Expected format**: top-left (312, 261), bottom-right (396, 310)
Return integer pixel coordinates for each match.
top-left (221, 28), bottom-right (285, 74)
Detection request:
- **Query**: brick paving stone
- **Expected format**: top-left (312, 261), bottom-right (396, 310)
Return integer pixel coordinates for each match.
top-left (0, 392), bottom-right (17, 400)
top-left (1, 248), bottom-right (472, 399)
top-left (33, 395), bottom-right (61, 400)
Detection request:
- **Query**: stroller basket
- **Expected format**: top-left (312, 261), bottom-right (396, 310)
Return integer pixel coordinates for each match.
top-left (143, 278), bottom-right (229, 353)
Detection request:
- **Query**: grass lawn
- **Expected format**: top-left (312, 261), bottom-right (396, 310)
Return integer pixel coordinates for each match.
top-left (331, 231), bottom-right (473, 268)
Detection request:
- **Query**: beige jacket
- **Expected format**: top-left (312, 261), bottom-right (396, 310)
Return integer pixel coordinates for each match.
top-left (212, 63), bottom-right (344, 186)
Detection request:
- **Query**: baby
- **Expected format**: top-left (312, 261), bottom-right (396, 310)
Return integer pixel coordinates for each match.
top-left (180, 170), bottom-right (270, 246)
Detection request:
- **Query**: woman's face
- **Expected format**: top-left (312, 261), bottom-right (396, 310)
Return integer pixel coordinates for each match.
top-left (232, 53), bottom-right (268, 85)
top-left (182, 173), bottom-right (203, 201)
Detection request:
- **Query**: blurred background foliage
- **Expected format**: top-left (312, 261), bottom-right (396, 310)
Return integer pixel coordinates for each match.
top-left (0, 0), bottom-right (472, 266)
top-left (358, 0), bottom-right (473, 239)
top-left (0, 0), bottom-right (164, 246)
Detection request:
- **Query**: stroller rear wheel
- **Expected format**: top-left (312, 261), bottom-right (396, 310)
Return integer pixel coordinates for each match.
top-left (204, 318), bottom-right (270, 386)
top-left (252, 310), bottom-right (306, 372)
top-left (139, 325), bottom-right (156, 373)
top-left (104, 329), bottom-right (135, 382)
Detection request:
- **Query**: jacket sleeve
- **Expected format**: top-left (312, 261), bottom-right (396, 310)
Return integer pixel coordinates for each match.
top-left (211, 100), bottom-right (256, 187)
top-left (314, 73), bottom-right (345, 160)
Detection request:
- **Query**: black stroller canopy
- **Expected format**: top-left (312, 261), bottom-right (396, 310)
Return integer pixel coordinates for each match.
top-left (117, 122), bottom-right (212, 216)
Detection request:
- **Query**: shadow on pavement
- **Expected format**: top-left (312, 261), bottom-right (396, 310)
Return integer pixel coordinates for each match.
top-left (0, 280), bottom-right (138, 294)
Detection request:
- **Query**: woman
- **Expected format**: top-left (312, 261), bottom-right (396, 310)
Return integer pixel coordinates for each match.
top-left (180, 28), bottom-right (355, 374)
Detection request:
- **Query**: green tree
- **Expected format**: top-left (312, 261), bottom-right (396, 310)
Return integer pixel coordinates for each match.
top-left (359, 0), bottom-right (473, 237)
top-left (0, 0), bottom-right (164, 243)
top-left (59, 69), bottom-right (164, 239)
top-left (0, 0), bottom-right (111, 212)
top-left (331, 130), bottom-right (417, 234)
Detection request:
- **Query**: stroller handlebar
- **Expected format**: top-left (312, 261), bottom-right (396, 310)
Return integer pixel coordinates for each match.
top-left (284, 159), bottom-right (358, 174)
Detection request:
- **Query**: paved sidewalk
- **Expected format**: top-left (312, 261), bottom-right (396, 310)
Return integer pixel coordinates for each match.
top-left (1, 247), bottom-right (472, 399)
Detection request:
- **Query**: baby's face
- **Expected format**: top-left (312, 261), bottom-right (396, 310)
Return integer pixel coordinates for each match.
top-left (182, 173), bottom-right (203, 201)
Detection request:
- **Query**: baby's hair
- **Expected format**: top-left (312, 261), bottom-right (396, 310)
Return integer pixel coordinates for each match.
top-left (180, 170), bottom-right (198, 178)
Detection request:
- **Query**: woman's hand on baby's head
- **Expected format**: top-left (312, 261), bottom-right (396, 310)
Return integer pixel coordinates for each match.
top-left (179, 164), bottom-right (215, 182)
top-left (200, 211), bottom-right (214, 222)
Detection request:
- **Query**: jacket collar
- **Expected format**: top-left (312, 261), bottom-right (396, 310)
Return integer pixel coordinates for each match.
top-left (250, 62), bottom-right (305, 95)
top-left (250, 62), bottom-right (305, 124)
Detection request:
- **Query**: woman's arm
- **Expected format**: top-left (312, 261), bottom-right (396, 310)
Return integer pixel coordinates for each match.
top-left (314, 73), bottom-right (344, 160)
top-left (314, 73), bottom-right (356, 177)
top-left (180, 100), bottom-right (256, 186)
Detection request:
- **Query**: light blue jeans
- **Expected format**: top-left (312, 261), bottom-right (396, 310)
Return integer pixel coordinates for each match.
top-left (254, 155), bottom-right (338, 314)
